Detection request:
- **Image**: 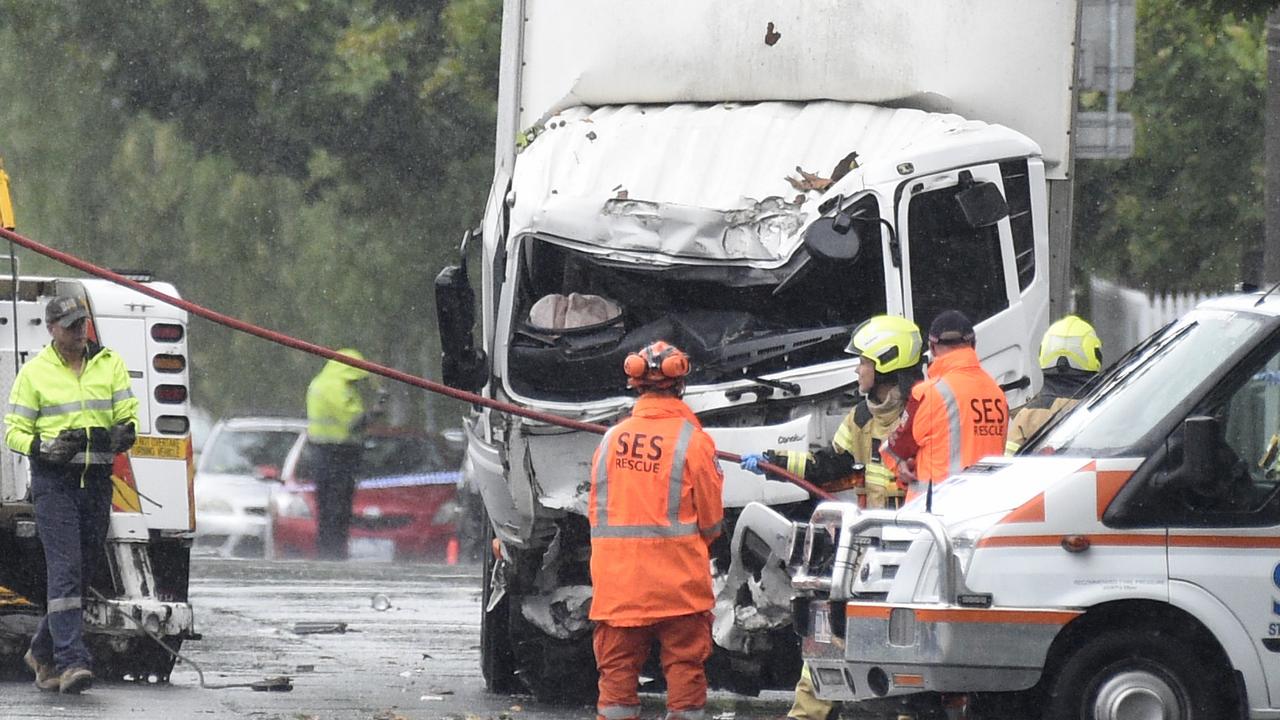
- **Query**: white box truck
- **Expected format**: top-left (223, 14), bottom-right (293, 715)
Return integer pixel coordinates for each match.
top-left (435, 0), bottom-right (1082, 701)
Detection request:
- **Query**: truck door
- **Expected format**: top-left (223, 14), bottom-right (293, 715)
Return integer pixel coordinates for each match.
top-left (897, 162), bottom-right (1041, 407)
top-left (1164, 342), bottom-right (1280, 708)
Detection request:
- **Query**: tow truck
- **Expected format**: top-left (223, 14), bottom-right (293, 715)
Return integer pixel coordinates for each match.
top-left (0, 157), bottom-right (196, 681)
top-left (733, 291), bottom-right (1280, 718)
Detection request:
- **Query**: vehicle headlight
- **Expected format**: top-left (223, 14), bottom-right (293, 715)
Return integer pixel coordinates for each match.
top-left (198, 498), bottom-right (234, 515)
top-left (273, 493), bottom-right (311, 519)
top-left (432, 499), bottom-right (460, 525)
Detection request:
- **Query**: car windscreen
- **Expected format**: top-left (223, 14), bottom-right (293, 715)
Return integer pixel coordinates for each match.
top-left (201, 429), bottom-right (301, 475)
top-left (1031, 309), bottom-right (1268, 456)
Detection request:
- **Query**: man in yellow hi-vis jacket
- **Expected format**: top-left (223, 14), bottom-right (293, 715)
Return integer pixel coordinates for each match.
top-left (4, 295), bottom-right (138, 694)
top-left (305, 349), bottom-right (383, 560)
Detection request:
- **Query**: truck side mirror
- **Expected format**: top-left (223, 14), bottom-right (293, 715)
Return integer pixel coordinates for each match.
top-left (954, 179), bottom-right (1009, 229)
top-left (802, 212), bottom-right (863, 262)
top-left (1181, 415), bottom-right (1227, 500)
top-left (434, 230), bottom-right (487, 392)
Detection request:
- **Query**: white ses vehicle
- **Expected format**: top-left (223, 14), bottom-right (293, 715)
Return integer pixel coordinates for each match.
top-left (194, 417), bottom-right (306, 557)
top-left (733, 292), bottom-right (1280, 719)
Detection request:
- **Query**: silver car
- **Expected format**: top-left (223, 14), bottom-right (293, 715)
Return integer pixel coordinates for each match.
top-left (193, 417), bottom-right (307, 557)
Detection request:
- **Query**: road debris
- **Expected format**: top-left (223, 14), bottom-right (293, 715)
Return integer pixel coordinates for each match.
top-left (292, 621), bottom-right (348, 635)
top-left (371, 593), bottom-right (392, 611)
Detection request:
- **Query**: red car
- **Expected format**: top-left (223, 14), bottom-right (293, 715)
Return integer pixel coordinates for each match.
top-left (266, 427), bottom-right (464, 562)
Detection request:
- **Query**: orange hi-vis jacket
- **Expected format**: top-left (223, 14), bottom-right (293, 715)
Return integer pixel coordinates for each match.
top-left (588, 395), bottom-right (724, 626)
top-left (886, 346), bottom-right (1007, 484)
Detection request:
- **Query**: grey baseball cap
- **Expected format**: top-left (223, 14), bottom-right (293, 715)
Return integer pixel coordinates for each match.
top-left (45, 295), bottom-right (89, 328)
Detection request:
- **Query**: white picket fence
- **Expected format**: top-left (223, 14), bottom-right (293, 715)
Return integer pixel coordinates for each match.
top-left (1087, 276), bottom-right (1216, 363)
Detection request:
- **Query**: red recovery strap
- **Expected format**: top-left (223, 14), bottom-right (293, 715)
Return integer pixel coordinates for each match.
top-left (0, 226), bottom-right (833, 501)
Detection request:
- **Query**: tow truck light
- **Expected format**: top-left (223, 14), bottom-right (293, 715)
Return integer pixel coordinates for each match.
top-left (155, 416), bottom-right (189, 435)
top-left (154, 385), bottom-right (188, 404)
top-left (151, 324), bottom-right (184, 342)
top-left (153, 354), bottom-right (185, 373)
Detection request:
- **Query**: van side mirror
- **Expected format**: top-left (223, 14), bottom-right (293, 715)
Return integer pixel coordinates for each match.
top-left (1181, 415), bottom-right (1227, 500)
top-left (434, 229), bottom-right (487, 392)
top-left (954, 180), bottom-right (1009, 229)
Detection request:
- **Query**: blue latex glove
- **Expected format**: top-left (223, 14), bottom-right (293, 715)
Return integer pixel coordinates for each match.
top-left (740, 453), bottom-right (767, 475)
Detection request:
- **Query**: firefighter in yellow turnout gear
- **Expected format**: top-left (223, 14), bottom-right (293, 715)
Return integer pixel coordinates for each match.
top-left (1006, 315), bottom-right (1102, 454)
top-left (740, 315), bottom-right (924, 720)
top-left (4, 295), bottom-right (139, 694)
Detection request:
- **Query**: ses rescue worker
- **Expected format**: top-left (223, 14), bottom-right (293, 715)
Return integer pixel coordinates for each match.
top-left (4, 296), bottom-right (138, 694)
top-left (588, 341), bottom-right (724, 720)
top-left (885, 310), bottom-right (1007, 500)
top-left (1006, 315), bottom-right (1102, 453)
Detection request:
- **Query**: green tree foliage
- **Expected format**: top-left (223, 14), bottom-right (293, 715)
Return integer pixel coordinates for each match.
top-left (0, 0), bottom-right (499, 424)
top-left (1075, 0), bottom-right (1268, 292)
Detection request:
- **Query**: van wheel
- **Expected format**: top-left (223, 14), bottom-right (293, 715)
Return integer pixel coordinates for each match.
top-left (1043, 627), bottom-right (1221, 720)
top-left (479, 518), bottom-right (519, 693)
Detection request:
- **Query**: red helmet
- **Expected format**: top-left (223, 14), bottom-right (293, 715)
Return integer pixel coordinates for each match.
top-left (623, 341), bottom-right (690, 390)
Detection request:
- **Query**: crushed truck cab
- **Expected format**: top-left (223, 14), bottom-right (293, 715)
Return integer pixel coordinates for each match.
top-left (738, 293), bottom-right (1280, 718)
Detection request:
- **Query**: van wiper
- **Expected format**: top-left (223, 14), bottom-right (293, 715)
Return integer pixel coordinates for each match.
top-left (1085, 322), bottom-right (1196, 409)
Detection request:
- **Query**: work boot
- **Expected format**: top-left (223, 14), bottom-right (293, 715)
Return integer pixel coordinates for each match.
top-left (58, 666), bottom-right (93, 694)
top-left (23, 649), bottom-right (59, 692)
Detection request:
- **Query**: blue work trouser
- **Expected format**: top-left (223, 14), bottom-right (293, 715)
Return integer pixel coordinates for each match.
top-left (310, 442), bottom-right (362, 560)
top-left (29, 459), bottom-right (114, 672)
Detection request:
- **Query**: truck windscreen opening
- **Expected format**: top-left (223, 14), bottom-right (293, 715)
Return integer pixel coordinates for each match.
top-left (507, 205), bottom-right (887, 401)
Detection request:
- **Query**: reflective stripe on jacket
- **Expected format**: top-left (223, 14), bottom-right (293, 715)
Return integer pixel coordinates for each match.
top-left (4, 343), bottom-right (138, 459)
top-left (306, 354), bottom-right (368, 444)
top-left (588, 395), bottom-right (724, 625)
top-left (893, 347), bottom-right (1007, 483)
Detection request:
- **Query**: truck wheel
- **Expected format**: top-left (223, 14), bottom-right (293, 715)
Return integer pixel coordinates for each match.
top-left (508, 603), bottom-right (598, 704)
top-left (1043, 627), bottom-right (1221, 720)
top-left (480, 519), bottom-right (519, 694)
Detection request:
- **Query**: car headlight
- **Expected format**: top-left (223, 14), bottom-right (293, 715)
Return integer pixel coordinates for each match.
top-left (198, 498), bottom-right (234, 515)
top-left (273, 492), bottom-right (311, 519)
top-left (432, 499), bottom-right (460, 525)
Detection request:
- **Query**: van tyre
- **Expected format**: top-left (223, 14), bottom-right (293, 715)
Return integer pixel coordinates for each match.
top-left (1043, 627), bottom-right (1226, 720)
top-left (479, 518), bottom-right (519, 694)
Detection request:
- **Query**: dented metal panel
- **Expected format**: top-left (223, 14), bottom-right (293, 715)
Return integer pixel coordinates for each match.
top-left (512, 0), bottom-right (1078, 178)
top-left (511, 102), bottom-right (1034, 262)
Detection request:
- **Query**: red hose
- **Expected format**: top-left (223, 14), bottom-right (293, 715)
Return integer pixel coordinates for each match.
top-left (0, 226), bottom-right (833, 501)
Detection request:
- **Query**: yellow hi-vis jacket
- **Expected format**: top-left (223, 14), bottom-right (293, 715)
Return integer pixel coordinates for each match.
top-left (306, 351), bottom-right (369, 445)
top-left (4, 343), bottom-right (138, 463)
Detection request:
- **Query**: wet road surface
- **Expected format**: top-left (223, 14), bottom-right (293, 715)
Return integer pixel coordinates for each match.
top-left (0, 556), bottom-right (793, 719)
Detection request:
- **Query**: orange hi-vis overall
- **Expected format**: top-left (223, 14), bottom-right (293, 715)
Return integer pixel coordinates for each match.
top-left (588, 395), bottom-right (724, 720)
top-left (886, 346), bottom-right (1007, 500)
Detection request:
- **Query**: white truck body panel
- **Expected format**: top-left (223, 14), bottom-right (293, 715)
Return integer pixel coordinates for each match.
top-left (510, 0), bottom-right (1079, 180)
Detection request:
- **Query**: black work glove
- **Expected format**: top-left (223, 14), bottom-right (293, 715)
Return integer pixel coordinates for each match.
top-left (109, 423), bottom-right (137, 453)
top-left (40, 429), bottom-right (82, 465)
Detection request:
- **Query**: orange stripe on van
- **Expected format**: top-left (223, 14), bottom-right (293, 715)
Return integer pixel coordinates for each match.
top-left (1168, 535), bottom-right (1280, 549)
top-left (978, 533), bottom-right (1166, 549)
top-left (1000, 493), bottom-right (1045, 524)
top-left (844, 605), bottom-right (893, 620)
top-left (914, 608), bottom-right (1080, 625)
top-left (1095, 470), bottom-right (1132, 519)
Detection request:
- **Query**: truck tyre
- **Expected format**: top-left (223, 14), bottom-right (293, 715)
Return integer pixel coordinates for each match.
top-left (508, 601), bottom-right (598, 704)
top-left (479, 518), bottom-right (519, 694)
top-left (1043, 627), bottom-right (1223, 720)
